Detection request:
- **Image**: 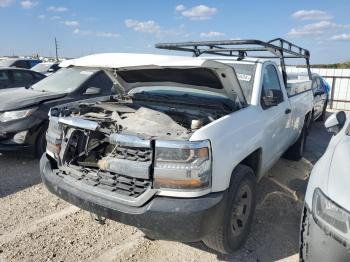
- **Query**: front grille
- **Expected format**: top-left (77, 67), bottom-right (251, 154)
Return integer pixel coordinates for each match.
top-left (56, 166), bottom-right (151, 198)
top-left (114, 146), bottom-right (152, 162)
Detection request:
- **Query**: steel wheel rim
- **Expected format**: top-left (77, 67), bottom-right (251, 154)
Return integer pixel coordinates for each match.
top-left (231, 184), bottom-right (252, 236)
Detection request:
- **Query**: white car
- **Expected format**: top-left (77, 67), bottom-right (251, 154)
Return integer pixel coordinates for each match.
top-left (31, 62), bottom-right (60, 76)
top-left (300, 111), bottom-right (350, 261)
top-left (40, 39), bottom-right (314, 254)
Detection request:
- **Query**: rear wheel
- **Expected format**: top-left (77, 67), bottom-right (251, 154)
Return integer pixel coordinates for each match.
top-left (202, 165), bottom-right (256, 254)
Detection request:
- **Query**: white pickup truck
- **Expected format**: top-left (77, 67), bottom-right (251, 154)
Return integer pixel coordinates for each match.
top-left (40, 39), bottom-right (313, 254)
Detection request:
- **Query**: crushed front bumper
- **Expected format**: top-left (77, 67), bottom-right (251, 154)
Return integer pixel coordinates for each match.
top-left (40, 154), bottom-right (227, 242)
top-left (300, 206), bottom-right (350, 262)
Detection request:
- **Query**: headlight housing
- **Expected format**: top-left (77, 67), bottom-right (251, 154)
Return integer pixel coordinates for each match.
top-left (312, 188), bottom-right (350, 242)
top-left (0, 108), bottom-right (37, 123)
top-left (154, 140), bottom-right (212, 194)
top-left (46, 116), bottom-right (63, 159)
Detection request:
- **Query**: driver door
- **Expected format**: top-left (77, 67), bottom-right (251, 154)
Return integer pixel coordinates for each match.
top-left (261, 64), bottom-right (292, 167)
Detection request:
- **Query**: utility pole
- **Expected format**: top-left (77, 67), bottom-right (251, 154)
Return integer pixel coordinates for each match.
top-left (55, 37), bottom-right (59, 61)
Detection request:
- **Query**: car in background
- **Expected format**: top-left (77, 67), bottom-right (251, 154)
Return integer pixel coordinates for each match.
top-left (0, 66), bottom-right (114, 156)
top-left (288, 73), bottom-right (329, 121)
top-left (300, 111), bottom-right (350, 262)
top-left (31, 62), bottom-right (60, 76)
top-left (0, 58), bottom-right (42, 69)
top-left (0, 68), bottom-right (46, 90)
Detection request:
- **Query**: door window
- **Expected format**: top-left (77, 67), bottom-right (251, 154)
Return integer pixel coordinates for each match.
top-left (261, 65), bottom-right (284, 108)
top-left (13, 60), bottom-right (30, 69)
top-left (12, 70), bottom-right (35, 87)
top-left (0, 70), bottom-right (10, 89)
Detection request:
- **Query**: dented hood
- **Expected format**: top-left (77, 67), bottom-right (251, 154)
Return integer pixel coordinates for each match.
top-left (60, 53), bottom-right (246, 105)
top-left (0, 88), bottom-right (66, 112)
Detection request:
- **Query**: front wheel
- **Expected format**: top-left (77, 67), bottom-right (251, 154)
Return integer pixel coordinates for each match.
top-left (202, 165), bottom-right (257, 254)
top-left (35, 126), bottom-right (47, 158)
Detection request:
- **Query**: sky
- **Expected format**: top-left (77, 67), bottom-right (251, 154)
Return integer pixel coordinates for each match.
top-left (0, 0), bottom-right (350, 64)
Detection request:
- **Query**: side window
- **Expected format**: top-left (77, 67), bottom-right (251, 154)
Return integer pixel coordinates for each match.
top-left (0, 70), bottom-right (9, 80)
top-left (0, 70), bottom-right (10, 88)
top-left (261, 64), bottom-right (284, 109)
top-left (13, 60), bottom-right (29, 69)
top-left (83, 72), bottom-right (113, 96)
top-left (13, 70), bottom-right (34, 83)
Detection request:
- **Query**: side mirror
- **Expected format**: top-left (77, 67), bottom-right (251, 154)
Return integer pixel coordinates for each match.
top-left (84, 87), bottom-right (101, 95)
top-left (48, 68), bottom-right (54, 73)
top-left (262, 89), bottom-right (283, 108)
top-left (325, 111), bottom-right (347, 134)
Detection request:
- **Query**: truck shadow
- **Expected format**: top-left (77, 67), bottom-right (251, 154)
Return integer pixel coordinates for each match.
top-left (186, 119), bottom-right (333, 261)
top-left (0, 152), bottom-right (40, 198)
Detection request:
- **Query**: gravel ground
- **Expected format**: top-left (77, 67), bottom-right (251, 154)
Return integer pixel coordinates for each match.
top-left (0, 120), bottom-right (332, 262)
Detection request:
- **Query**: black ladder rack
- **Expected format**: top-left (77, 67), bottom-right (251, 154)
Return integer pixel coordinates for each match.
top-left (155, 38), bottom-right (312, 84)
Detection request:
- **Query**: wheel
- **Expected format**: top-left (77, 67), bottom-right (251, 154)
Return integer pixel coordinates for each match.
top-left (202, 165), bottom-right (257, 254)
top-left (284, 123), bottom-right (307, 161)
top-left (35, 126), bottom-right (47, 157)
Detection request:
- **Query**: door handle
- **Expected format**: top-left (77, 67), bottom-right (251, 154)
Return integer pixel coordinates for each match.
top-left (285, 108), bottom-right (291, 114)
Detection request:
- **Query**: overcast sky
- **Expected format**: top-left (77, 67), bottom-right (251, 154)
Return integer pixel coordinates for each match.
top-left (0, 0), bottom-right (350, 64)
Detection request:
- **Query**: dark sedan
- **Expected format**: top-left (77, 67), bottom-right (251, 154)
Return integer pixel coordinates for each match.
top-left (0, 68), bottom-right (46, 90)
top-left (0, 66), bottom-right (114, 156)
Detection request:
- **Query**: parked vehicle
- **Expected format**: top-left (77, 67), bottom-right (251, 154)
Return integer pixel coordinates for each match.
top-left (0, 58), bottom-right (42, 69)
top-left (0, 66), bottom-right (114, 156)
top-left (40, 39), bottom-right (313, 254)
top-left (31, 62), bottom-right (60, 76)
top-left (300, 111), bottom-right (350, 262)
top-left (288, 73), bottom-right (329, 121)
top-left (0, 67), bottom-right (45, 90)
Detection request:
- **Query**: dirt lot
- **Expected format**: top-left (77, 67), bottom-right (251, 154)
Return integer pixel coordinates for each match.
top-left (0, 121), bottom-right (332, 262)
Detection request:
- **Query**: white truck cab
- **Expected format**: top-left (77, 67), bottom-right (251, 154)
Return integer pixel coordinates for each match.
top-left (40, 39), bottom-right (314, 254)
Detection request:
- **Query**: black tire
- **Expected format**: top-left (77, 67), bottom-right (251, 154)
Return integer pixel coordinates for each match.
top-left (284, 123), bottom-right (307, 161)
top-left (35, 126), bottom-right (47, 158)
top-left (299, 206), bottom-right (309, 262)
top-left (202, 165), bottom-right (257, 254)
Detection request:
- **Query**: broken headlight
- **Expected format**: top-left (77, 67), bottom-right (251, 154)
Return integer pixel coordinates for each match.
top-left (313, 188), bottom-right (350, 243)
top-left (154, 140), bottom-right (211, 193)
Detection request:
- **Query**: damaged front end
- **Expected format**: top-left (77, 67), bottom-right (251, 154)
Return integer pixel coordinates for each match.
top-left (45, 97), bottom-right (225, 205)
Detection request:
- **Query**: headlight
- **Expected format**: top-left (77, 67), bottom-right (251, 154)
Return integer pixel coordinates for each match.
top-left (0, 108), bottom-right (37, 123)
top-left (313, 188), bottom-right (350, 241)
top-left (154, 140), bottom-right (212, 192)
top-left (46, 117), bottom-right (63, 159)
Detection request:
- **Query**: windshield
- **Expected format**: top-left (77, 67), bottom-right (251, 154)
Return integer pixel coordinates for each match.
top-left (228, 63), bottom-right (256, 103)
top-left (31, 67), bottom-right (98, 93)
top-left (0, 59), bottom-right (15, 67)
top-left (31, 63), bottom-right (53, 72)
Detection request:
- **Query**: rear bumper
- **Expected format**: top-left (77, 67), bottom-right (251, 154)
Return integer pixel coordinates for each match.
top-left (40, 154), bottom-right (227, 242)
top-left (300, 206), bottom-right (350, 262)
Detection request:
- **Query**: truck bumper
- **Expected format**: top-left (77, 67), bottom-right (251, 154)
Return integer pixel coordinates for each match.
top-left (40, 154), bottom-right (227, 242)
top-left (300, 206), bottom-right (350, 262)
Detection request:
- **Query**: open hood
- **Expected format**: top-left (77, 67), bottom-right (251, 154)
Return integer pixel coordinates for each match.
top-left (60, 53), bottom-right (247, 105)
